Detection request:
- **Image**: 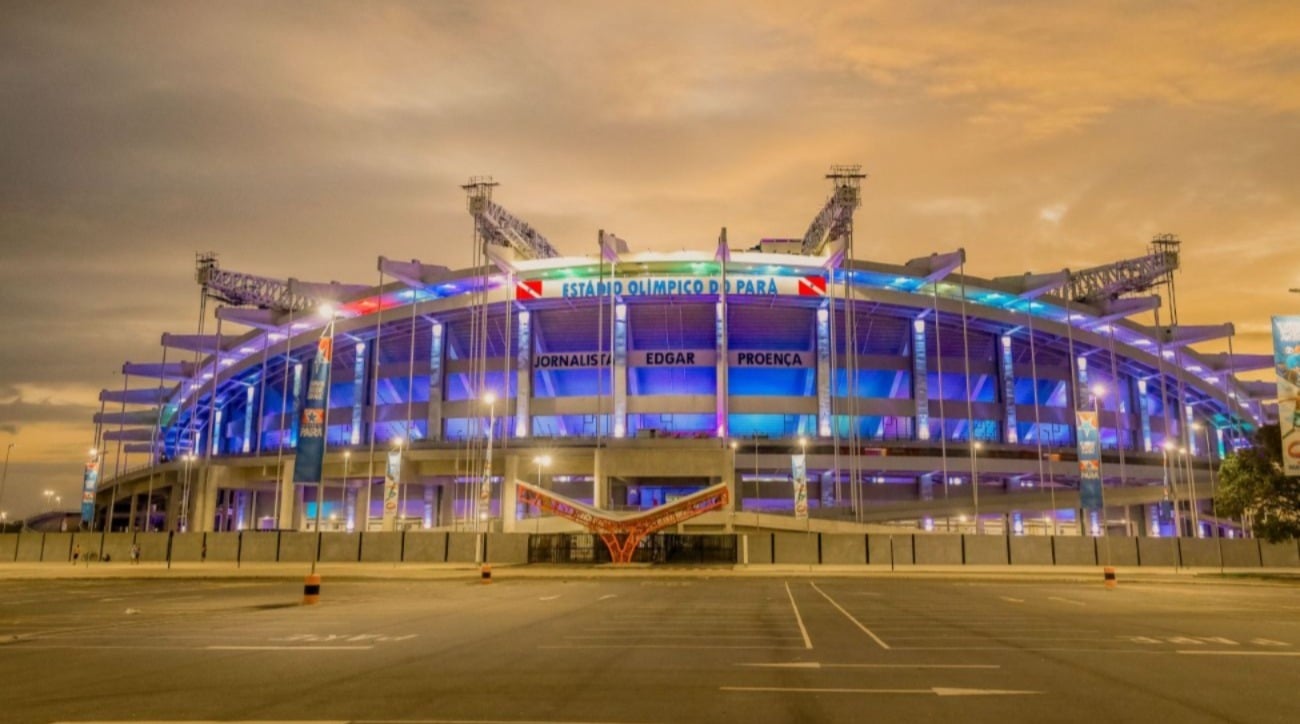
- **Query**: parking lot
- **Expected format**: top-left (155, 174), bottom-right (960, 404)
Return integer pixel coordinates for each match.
top-left (1, 574), bottom-right (1298, 723)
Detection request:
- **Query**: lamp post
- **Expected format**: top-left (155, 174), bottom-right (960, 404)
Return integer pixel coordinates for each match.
top-left (532, 454), bottom-right (551, 533)
top-left (0, 443), bottom-right (13, 525)
top-left (43, 489), bottom-right (54, 511)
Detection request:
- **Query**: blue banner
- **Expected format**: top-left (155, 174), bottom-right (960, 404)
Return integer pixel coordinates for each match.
top-left (1076, 410), bottom-right (1104, 514)
top-left (80, 461), bottom-right (98, 524)
top-left (292, 337), bottom-right (332, 484)
top-left (1272, 316), bottom-right (1300, 476)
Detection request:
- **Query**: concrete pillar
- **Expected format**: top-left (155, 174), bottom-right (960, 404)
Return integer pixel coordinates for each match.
top-left (999, 334), bottom-right (1018, 443)
top-left (816, 305), bottom-right (832, 437)
top-left (276, 459), bottom-right (296, 530)
top-left (194, 467), bottom-right (221, 533)
top-left (1137, 378), bottom-right (1153, 452)
top-left (345, 486), bottom-right (358, 532)
top-left (515, 310), bottom-right (531, 438)
top-left (722, 450), bottom-right (736, 533)
top-left (427, 321), bottom-right (445, 441)
top-left (502, 455), bottom-right (520, 532)
top-left (164, 477), bottom-right (181, 532)
top-left (912, 318), bottom-right (930, 441)
top-left (438, 480), bottom-right (454, 529)
top-left (126, 491), bottom-right (139, 532)
top-left (422, 484), bottom-right (434, 529)
top-left (593, 449), bottom-right (607, 510)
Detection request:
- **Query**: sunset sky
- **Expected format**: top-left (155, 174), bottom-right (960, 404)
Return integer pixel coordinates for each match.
top-left (2, 1), bottom-right (1299, 519)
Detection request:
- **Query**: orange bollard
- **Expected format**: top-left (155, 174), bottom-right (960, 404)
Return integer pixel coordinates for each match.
top-left (1103, 566), bottom-right (1117, 589)
top-left (480, 563), bottom-right (492, 584)
top-left (303, 573), bottom-right (322, 604)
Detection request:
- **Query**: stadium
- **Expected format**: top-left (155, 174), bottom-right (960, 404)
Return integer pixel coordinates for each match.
top-left (87, 170), bottom-right (1272, 545)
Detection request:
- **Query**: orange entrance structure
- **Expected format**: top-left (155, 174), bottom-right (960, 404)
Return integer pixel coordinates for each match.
top-left (515, 481), bottom-right (730, 563)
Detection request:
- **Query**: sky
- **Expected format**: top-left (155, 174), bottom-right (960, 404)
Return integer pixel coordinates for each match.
top-left (2, 1), bottom-right (1299, 519)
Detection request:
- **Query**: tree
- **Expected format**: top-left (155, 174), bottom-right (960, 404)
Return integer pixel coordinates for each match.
top-left (1215, 424), bottom-right (1300, 542)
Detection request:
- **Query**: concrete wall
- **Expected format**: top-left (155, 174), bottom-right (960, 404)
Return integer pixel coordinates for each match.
top-left (913, 534), bottom-right (963, 565)
top-left (444, 532), bottom-right (477, 563)
top-left (360, 532), bottom-right (402, 563)
top-left (0, 534), bottom-right (16, 562)
top-left (278, 532), bottom-right (318, 563)
top-left (963, 535), bottom-right (1008, 565)
top-left (868, 534), bottom-right (913, 565)
top-left (1261, 540), bottom-right (1300, 567)
top-left (821, 534), bottom-right (867, 565)
top-left (135, 532), bottom-right (170, 562)
top-left (99, 533), bottom-right (135, 562)
top-left (1009, 536), bottom-right (1053, 565)
top-left (1179, 538), bottom-right (1220, 568)
top-left (42, 533), bottom-right (74, 562)
top-left (1220, 538), bottom-right (1262, 568)
top-left (170, 532), bottom-right (205, 562)
top-left (206, 532), bottom-right (241, 562)
top-left (71, 532), bottom-right (99, 561)
top-left (1101, 537), bottom-right (1139, 567)
top-left (1053, 536), bottom-right (1097, 566)
top-left (772, 532), bottom-right (818, 565)
top-left (1137, 537), bottom-right (1178, 567)
top-left (744, 533), bottom-right (773, 565)
top-left (319, 533), bottom-right (361, 562)
top-left (485, 533), bottom-right (530, 564)
top-left (15, 533), bottom-right (43, 561)
top-left (405, 531), bottom-right (450, 562)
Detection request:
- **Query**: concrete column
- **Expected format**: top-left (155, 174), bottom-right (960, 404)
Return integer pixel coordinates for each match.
top-left (276, 459), bottom-right (296, 530)
top-left (164, 477), bottom-right (181, 532)
top-left (816, 305), bottom-right (831, 437)
top-left (514, 311), bottom-right (531, 438)
top-left (999, 334), bottom-right (1018, 443)
top-left (612, 302), bottom-right (627, 438)
top-left (593, 449), bottom-right (607, 509)
top-left (912, 318), bottom-right (930, 441)
top-left (194, 467), bottom-right (221, 533)
top-left (722, 450), bottom-right (736, 533)
top-left (126, 491), bottom-right (139, 532)
top-left (422, 484), bottom-right (434, 529)
top-left (438, 481), bottom-right (454, 528)
top-left (917, 473), bottom-right (934, 501)
top-left (502, 455), bottom-right (520, 532)
top-left (345, 486), bottom-right (357, 532)
top-left (427, 321), bottom-right (444, 441)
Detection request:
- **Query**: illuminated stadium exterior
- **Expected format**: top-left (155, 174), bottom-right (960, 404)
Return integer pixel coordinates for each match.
top-left (89, 174), bottom-right (1273, 540)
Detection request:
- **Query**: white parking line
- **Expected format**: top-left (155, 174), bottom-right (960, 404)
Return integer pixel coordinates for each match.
top-left (809, 582), bottom-right (890, 650)
top-left (740, 662), bottom-right (1000, 670)
top-left (206, 645), bottom-right (373, 651)
top-left (1047, 597), bottom-right (1086, 607)
top-left (721, 686), bottom-right (1040, 697)
top-left (1177, 650), bottom-right (1300, 657)
top-left (785, 581), bottom-right (813, 650)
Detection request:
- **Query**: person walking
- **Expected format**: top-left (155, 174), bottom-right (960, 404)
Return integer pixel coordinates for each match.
top-left (130, 543), bottom-right (140, 565)
top-left (72, 543), bottom-right (81, 565)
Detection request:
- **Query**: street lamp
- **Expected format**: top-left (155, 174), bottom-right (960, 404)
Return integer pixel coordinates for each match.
top-left (0, 443), bottom-right (13, 521)
top-left (43, 489), bottom-right (54, 511)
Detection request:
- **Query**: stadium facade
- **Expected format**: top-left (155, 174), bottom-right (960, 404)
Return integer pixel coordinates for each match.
top-left (89, 174), bottom-right (1272, 540)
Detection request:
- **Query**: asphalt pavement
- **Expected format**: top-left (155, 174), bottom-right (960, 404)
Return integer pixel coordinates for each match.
top-left (0, 573), bottom-right (1297, 723)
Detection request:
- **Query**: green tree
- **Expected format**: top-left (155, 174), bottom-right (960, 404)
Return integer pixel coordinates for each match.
top-left (1215, 424), bottom-right (1300, 542)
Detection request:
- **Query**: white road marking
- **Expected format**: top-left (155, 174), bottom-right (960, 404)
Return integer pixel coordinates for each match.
top-left (720, 686), bottom-right (1040, 696)
top-left (206, 645), bottom-right (374, 651)
top-left (539, 595), bottom-right (561, 601)
top-left (1047, 597), bottom-right (1086, 607)
top-left (52, 719), bottom-right (645, 724)
top-left (784, 581), bottom-right (813, 650)
top-left (1177, 650), bottom-right (1300, 657)
top-left (1000, 596), bottom-right (1025, 604)
top-left (540, 644), bottom-right (808, 650)
top-left (808, 582), bottom-right (890, 650)
top-left (740, 662), bottom-right (999, 670)
top-left (598, 594), bottom-right (617, 601)
top-left (565, 634), bottom-right (804, 640)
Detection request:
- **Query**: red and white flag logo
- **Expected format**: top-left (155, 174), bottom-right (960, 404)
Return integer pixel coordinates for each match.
top-left (797, 275), bottom-right (827, 297)
top-left (516, 279), bottom-right (543, 300)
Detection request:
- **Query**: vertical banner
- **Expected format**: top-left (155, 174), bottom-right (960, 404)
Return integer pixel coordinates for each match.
top-left (382, 449), bottom-right (401, 530)
top-left (80, 461), bottom-right (99, 524)
top-left (1076, 410), bottom-right (1104, 514)
top-left (791, 453), bottom-right (809, 520)
top-left (292, 337), bottom-right (332, 483)
top-left (1272, 316), bottom-right (1300, 476)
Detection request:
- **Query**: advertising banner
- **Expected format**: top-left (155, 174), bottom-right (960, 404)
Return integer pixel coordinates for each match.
top-left (382, 449), bottom-right (401, 530)
top-left (80, 461), bottom-right (99, 524)
top-left (515, 274), bottom-right (829, 301)
top-left (1076, 410), bottom-right (1104, 513)
top-left (791, 453), bottom-right (808, 520)
top-left (1272, 316), bottom-right (1300, 476)
top-left (292, 336), bottom-right (332, 484)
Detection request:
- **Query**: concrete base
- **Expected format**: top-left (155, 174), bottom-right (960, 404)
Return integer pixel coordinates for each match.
top-left (1137, 537), bottom-right (1178, 567)
top-left (170, 532), bottom-right (205, 562)
top-left (1179, 538), bottom-right (1221, 568)
top-left (1098, 536), bottom-right (1139, 567)
top-left (0, 534), bottom-right (16, 562)
top-left (136, 532), bottom-right (170, 562)
top-left (820, 534), bottom-right (867, 565)
top-left (15, 533), bottom-right (42, 561)
top-left (772, 532), bottom-right (818, 565)
top-left (71, 532), bottom-right (99, 561)
top-left (868, 534), bottom-right (913, 566)
top-left (42, 533), bottom-right (74, 562)
top-left (744, 533), bottom-right (774, 565)
top-left (1261, 540), bottom-right (1300, 567)
top-left (445, 532), bottom-right (477, 563)
top-left (1221, 539), bottom-right (1262, 568)
top-left (206, 532), bottom-right (241, 562)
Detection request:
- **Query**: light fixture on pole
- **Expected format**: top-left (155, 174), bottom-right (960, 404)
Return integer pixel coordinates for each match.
top-left (0, 443), bottom-right (13, 526)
